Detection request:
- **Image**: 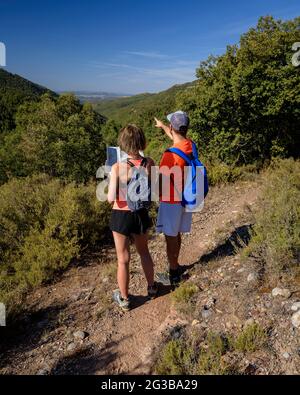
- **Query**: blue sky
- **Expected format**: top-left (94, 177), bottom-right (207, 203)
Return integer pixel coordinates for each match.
top-left (0, 0), bottom-right (299, 94)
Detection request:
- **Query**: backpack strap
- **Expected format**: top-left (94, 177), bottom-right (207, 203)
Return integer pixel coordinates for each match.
top-left (126, 158), bottom-right (149, 186)
top-left (166, 148), bottom-right (192, 165)
top-left (127, 158), bottom-right (148, 168)
top-left (167, 142), bottom-right (199, 163)
top-left (127, 159), bottom-right (135, 168)
top-left (140, 157), bottom-right (148, 168)
top-left (192, 142), bottom-right (199, 160)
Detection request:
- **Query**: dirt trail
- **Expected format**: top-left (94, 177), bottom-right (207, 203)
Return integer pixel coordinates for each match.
top-left (0, 180), bottom-right (262, 375)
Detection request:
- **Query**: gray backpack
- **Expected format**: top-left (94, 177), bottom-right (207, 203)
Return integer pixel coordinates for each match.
top-left (126, 158), bottom-right (152, 212)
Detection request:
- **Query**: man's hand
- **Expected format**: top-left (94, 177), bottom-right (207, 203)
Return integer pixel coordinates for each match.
top-left (154, 117), bottom-right (173, 141)
top-left (154, 117), bottom-right (164, 129)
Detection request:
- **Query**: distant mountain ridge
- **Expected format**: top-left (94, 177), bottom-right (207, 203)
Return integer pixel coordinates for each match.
top-left (0, 69), bottom-right (55, 97)
top-left (93, 82), bottom-right (195, 123)
top-left (0, 69), bottom-right (56, 134)
top-left (60, 91), bottom-right (133, 103)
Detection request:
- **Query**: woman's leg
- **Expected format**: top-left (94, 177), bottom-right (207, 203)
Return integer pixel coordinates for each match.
top-left (112, 232), bottom-right (131, 299)
top-left (133, 233), bottom-right (155, 287)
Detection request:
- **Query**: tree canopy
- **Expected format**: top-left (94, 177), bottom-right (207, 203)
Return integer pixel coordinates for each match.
top-left (0, 94), bottom-right (106, 184)
top-left (0, 69), bottom-right (56, 136)
top-left (176, 16), bottom-right (300, 165)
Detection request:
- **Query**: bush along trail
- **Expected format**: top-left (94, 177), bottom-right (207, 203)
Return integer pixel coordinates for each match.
top-left (0, 165), bottom-right (299, 375)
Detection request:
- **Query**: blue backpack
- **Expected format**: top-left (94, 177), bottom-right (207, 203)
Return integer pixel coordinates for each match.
top-left (166, 141), bottom-right (209, 211)
top-left (126, 158), bottom-right (152, 212)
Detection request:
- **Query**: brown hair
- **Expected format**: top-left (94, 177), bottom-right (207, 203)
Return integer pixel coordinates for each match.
top-left (173, 125), bottom-right (189, 137)
top-left (118, 124), bottom-right (146, 154)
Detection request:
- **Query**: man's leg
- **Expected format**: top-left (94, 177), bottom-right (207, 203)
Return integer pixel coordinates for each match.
top-left (165, 233), bottom-right (183, 288)
top-left (156, 203), bottom-right (184, 287)
top-left (165, 234), bottom-right (181, 270)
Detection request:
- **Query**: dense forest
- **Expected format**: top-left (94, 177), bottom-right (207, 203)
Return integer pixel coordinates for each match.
top-left (0, 16), bottom-right (299, 316)
top-left (0, 69), bottom-right (55, 136)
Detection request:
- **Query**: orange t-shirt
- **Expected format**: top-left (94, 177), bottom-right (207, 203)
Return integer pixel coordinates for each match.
top-left (160, 139), bottom-right (193, 204)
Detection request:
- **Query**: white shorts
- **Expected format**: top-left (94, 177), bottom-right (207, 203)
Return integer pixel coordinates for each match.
top-left (156, 202), bottom-right (193, 237)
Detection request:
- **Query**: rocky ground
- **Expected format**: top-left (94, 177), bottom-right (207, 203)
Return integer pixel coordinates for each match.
top-left (0, 177), bottom-right (299, 375)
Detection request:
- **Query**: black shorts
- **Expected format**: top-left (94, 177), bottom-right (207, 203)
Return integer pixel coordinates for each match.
top-left (110, 209), bottom-right (151, 237)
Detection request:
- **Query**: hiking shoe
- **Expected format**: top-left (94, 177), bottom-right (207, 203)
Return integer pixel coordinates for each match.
top-left (155, 272), bottom-right (172, 286)
top-left (170, 274), bottom-right (182, 290)
top-left (112, 290), bottom-right (131, 312)
top-left (156, 267), bottom-right (187, 289)
top-left (148, 282), bottom-right (159, 299)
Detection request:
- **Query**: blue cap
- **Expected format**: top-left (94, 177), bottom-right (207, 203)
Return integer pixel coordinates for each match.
top-left (167, 111), bottom-right (190, 132)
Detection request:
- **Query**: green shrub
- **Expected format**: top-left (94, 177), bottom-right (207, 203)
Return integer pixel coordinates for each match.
top-left (156, 333), bottom-right (234, 376)
top-left (0, 174), bottom-right (110, 314)
top-left (155, 339), bottom-right (194, 375)
top-left (233, 323), bottom-right (267, 353)
top-left (155, 326), bottom-right (269, 375)
top-left (197, 333), bottom-right (231, 375)
top-left (171, 283), bottom-right (199, 305)
top-left (15, 229), bottom-right (79, 288)
top-left (245, 159), bottom-right (300, 277)
top-left (208, 162), bottom-right (259, 186)
top-left (0, 175), bottom-right (61, 266)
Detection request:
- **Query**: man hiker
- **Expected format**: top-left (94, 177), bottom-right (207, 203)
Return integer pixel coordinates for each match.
top-left (154, 111), bottom-right (194, 289)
